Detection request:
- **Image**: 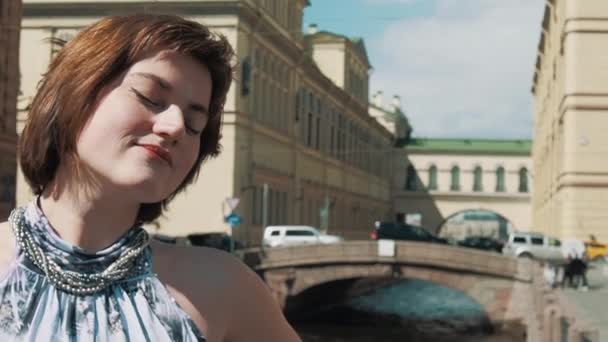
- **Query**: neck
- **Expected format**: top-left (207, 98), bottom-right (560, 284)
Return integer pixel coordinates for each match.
top-left (39, 185), bottom-right (140, 253)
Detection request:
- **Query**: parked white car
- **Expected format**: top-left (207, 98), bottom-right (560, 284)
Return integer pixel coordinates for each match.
top-left (502, 232), bottom-right (564, 261)
top-left (262, 225), bottom-right (343, 248)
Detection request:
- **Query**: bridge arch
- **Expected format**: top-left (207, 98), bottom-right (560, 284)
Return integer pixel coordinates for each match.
top-left (252, 241), bottom-right (534, 325)
top-left (279, 263), bottom-right (512, 323)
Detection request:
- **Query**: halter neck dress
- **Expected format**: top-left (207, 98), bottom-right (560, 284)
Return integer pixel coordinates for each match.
top-left (0, 202), bottom-right (206, 341)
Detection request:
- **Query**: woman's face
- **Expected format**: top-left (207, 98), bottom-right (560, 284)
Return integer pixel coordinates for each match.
top-left (75, 50), bottom-right (212, 203)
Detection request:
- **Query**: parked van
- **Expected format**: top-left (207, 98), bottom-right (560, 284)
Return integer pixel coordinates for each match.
top-left (502, 232), bottom-right (564, 261)
top-left (262, 225), bottom-right (343, 248)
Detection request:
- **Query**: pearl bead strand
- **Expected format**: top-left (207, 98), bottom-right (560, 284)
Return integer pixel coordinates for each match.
top-left (8, 207), bottom-right (150, 296)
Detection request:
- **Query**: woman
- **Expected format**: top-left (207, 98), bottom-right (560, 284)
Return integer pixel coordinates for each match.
top-left (0, 14), bottom-right (301, 341)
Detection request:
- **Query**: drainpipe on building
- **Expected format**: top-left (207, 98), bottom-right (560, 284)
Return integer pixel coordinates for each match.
top-left (260, 183), bottom-right (269, 255)
top-left (262, 183), bottom-right (269, 230)
top-left (320, 195), bottom-right (330, 234)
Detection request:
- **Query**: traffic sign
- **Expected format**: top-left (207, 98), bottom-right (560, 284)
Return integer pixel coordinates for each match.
top-left (225, 197), bottom-right (240, 211)
top-left (225, 213), bottom-right (241, 228)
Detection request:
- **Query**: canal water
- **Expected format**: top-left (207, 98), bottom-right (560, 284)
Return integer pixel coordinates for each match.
top-left (290, 279), bottom-right (526, 342)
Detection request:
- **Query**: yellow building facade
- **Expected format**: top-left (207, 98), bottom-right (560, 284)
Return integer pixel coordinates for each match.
top-left (0, 0), bottom-right (21, 220)
top-left (18, 0), bottom-right (394, 246)
top-left (532, 0), bottom-right (608, 242)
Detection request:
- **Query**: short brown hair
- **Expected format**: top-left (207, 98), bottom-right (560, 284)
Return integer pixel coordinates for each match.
top-left (19, 14), bottom-right (235, 223)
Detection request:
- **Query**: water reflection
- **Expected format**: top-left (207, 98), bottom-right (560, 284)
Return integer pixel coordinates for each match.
top-left (351, 279), bottom-right (486, 320)
top-left (290, 279), bottom-right (525, 342)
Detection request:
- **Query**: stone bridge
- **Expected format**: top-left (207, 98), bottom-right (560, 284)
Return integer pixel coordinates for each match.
top-left (241, 241), bottom-right (538, 326)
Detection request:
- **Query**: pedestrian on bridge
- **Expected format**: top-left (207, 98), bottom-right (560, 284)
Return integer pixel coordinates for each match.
top-left (561, 252), bottom-right (589, 291)
top-left (0, 14), bottom-right (300, 342)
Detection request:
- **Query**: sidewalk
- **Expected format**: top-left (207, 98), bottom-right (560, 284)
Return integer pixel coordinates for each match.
top-left (557, 260), bottom-right (608, 340)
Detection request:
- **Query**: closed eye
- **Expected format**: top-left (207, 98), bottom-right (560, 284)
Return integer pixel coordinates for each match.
top-left (131, 87), bottom-right (202, 136)
top-left (131, 87), bottom-right (163, 109)
top-left (185, 125), bottom-right (201, 136)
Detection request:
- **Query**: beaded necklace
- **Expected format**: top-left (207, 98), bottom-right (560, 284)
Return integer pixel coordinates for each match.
top-left (8, 207), bottom-right (150, 296)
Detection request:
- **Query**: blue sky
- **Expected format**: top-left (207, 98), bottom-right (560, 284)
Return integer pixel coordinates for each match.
top-left (304, 0), bottom-right (434, 40)
top-left (304, 0), bottom-right (545, 139)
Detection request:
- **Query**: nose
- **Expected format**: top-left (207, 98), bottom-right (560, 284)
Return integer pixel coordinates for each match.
top-left (153, 104), bottom-right (186, 143)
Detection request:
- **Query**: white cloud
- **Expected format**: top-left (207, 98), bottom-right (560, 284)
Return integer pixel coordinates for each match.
top-left (368, 0), bottom-right (545, 138)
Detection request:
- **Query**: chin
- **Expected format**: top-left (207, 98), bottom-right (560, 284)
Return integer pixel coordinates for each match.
top-left (141, 182), bottom-right (175, 202)
top-left (136, 187), bottom-right (174, 204)
top-left (115, 175), bottom-right (176, 202)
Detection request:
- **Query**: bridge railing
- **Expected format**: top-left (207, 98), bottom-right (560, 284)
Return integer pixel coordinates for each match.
top-left (246, 240), bottom-right (533, 282)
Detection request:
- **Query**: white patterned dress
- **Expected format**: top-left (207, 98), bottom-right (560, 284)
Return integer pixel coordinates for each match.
top-left (0, 202), bottom-right (205, 341)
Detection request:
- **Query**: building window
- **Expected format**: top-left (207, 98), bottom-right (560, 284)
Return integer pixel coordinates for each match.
top-left (428, 165), bottom-right (438, 190)
top-left (281, 192), bottom-right (288, 223)
top-left (261, 82), bottom-right (268, 122)
top-left (450, 166), bottom-right (460, 191)
top-left (262, 53), bottom-right (268, 74)
top-left (252, 74), bottom-right (260, 117)
top-left (309, 93), bottom-right (314, 111)
top-left (315, 117), bottom-right (321, 150)
top-left (519, 167), bottom-right (529, 193)
top-left (496, 167), bottom-right (505, 192)
top-left (295, 88), bottom-right (303, 122)
top-left (473, 166), bottom-right (483, 192)
top-left (307, 113), bottom-right (313, 147)
top-left (252, 187), bottom-right (259, 224)
top-left (241, 57), bottom-right (251, 96)
top-left (268, 189), bottom-right (274, 225)
top-left (405, 165), bottom-right (417, 191)
top-left (258, 186), bottom-right (264, 225)
top-left (273, 190), bottom-right (280, 224)
top-left (330, 125), bottom-right (335, 156)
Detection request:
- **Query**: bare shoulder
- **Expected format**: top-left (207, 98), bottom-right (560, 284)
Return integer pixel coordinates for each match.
top-left (0, 221), bottom-right (16, 276)
top-left (151, 239), bottom-right (246, 293)
top-left (150, 240), bottom-right (301, 342)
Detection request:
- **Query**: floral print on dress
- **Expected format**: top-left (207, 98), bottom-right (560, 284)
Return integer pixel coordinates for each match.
top-left (0, 202), bottom-right (206, 341)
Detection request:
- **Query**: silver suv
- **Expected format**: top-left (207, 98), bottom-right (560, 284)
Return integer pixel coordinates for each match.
top-left (502, 232), bottom-right (564, 261)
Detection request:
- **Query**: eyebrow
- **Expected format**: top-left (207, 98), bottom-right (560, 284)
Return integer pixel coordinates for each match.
top-left (131, 72), bottom-right (209, 115)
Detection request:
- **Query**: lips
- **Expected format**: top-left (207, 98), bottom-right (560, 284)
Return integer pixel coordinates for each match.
top-left (139, 144), bottom-right (173, 166)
